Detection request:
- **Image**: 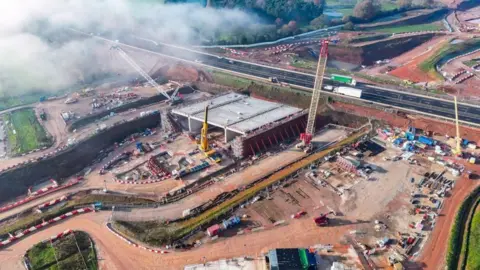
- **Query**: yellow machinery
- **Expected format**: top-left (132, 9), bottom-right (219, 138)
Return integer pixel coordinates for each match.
top-left (452, 96), bottom-right (462, 156)
top-left (198, 105), bottom-right (221, 163)
top-left (200, 105), bottom-right (210, 152)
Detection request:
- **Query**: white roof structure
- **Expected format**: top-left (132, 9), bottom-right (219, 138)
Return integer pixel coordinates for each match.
top-left (184, 257), bottom-right (261, 270)
top-left (172, 93), bottom-right (303, 136)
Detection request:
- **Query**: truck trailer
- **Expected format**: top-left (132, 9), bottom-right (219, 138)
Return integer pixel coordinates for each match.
top-left (333, 86), bottom-right (362, 98)
top-left (331, 74), bottom-right (356, 86)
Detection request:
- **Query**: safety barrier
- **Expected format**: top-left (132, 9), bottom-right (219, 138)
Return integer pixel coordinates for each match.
top-left (113, 174), bottom-right (171, 185)
top-left (0, 207), bottom-right (93, 249)
top-left (42, 229), bottom-right (73, 243)
top-left (451, 70), bottom-right (467, 81)
top-left (106, 223), bottom-right (169, 254)
top-left (455, 73), bottom-right (475, 84)
top-left (0, 180), bottom-right (80, 213)
top-left (37, 196), bottom-right (68, 211)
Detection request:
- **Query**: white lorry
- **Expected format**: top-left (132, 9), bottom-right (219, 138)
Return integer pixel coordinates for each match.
top-left (333, 86), bottom-right (362, 98)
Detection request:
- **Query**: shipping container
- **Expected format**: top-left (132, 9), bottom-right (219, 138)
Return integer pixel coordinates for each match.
top-left (207, 224), bottom-right (221, 237)
top-left (222, 216), bottom-right (241, 229)
top-left (418, 136), bottom-right (434, 146)
top-left (333, 86), bottom-right (362, 98)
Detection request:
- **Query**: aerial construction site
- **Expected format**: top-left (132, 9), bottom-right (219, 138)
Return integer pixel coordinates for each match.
top-left (1, 1), bottom-right (480, 269)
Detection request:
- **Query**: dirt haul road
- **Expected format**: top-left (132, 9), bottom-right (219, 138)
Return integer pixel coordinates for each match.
top-left (0, 211), bottom-right (353, 270)
top-left (416, 176), bottom-right (480, 269)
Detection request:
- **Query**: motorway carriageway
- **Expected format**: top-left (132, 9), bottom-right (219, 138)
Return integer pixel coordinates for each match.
top-left (82, 32), bottom-right (480, 125)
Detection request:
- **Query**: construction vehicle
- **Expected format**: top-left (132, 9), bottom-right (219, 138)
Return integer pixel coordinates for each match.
top-left (169, 87), bottom-right (183, 106)
top-left (331, 74), bottom-right (356, 86)
top-left (136, 142), bottom-right (152, 153)
top-left (313, 211), bottom-right (333, 226)
top-left (297, 40), bottom-right (329, 153)
top-left (111, 45), bottom-right (183, 104)
top-left (333, 86), bottom-right (362, 98)
top-left (268, 77), bottom-right (279, 83)
top-left (200, 105), bottom-right (210, 152)
top-left (452, 96), bottom-right (462, 157)
top-left (39, 110), bottom-right (47, 121)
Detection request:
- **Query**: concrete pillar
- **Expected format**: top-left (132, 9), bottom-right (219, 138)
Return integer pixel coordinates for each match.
top-left (225, 128), bottom-right (240, 143)
top-left (188, 117), bottom-right (203, 133)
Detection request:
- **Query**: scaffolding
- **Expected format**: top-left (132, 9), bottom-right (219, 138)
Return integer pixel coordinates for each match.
top-left (232, 136), bottom-right (245, 158)
top-left (161, 110), bottom-right (175, 135)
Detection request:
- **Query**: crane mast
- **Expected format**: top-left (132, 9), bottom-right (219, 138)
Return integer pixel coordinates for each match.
top-left (453, 96), bottom-right (462, 156)
top-left (112, 45), bottom-right (171, 100)
top-left (299, 40), bottom-right (329, 149)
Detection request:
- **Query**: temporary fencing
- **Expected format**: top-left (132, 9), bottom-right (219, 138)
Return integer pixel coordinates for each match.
top-left (37, 196), bottom-right (68, 210)
top-left (42, 229), bottom-right (73, 243)
top-left (0, 180), bottom-right (80, 213)
top-left (0, 207), bottom-right (93, 249)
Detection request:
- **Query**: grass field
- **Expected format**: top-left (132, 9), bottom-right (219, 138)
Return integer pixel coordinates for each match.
top-left (371, 22), bottom-right (444, 33)
top-left (26, 231), bottom-right (97, 270)
top-left (466, 205), bottom-right (480, 270)
top-left (3, 108), bottom-right (52, 156)
top-left (290, 56), bottom-right (317, 70)
top-left (463, 60), bottom-right (480, 67)
top-left (0, 92), bottom-right (47, 112)
top-left (210, 70), bottom-right (296, 93)
top-left (325, 0), bottom-right (397, 17)
top-left (211, 71), bottom-right (254, 89)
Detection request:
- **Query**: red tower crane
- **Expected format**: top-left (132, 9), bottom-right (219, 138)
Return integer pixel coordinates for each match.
top-left (297, 40), bottom-right (329, 152)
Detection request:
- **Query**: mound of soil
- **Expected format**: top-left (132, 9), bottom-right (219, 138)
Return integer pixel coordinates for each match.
top-left (166, 64), bottom-right (199, 82)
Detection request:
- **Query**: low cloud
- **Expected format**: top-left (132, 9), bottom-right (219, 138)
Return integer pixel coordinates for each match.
top-left (0, 0), bottom-right (259, 94)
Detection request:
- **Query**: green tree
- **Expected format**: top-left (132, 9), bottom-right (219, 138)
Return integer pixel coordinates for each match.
top-left (342, 15), bottom-right (353, 23)
top-left (413, 0), bottom-right (434, 8)
top-left (343, 21), bottom-right (355, 30)
top-left (310, 14), bottom-right (330, 28)
top-left (240, 35), bottom-right (248, 44)
top-left (397, 0), bottom-right (412, 8)
top-left (353, 0), bottom-right (381, 20)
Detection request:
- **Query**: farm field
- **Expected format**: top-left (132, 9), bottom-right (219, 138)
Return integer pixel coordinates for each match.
top-left (325, 0), bottom-right (398, 17)
top-left (26, 231), bottom-right (97, 270)
top-left (3, 108), bottom-right (52, 156)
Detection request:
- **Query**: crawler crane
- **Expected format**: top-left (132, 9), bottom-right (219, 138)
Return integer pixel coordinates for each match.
top-left (297, 40), bottom-right (329, 152)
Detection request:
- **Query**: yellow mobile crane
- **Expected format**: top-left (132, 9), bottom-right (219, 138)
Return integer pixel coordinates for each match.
top-left (200, 105), bottom-right (210, 152)
top-left (198, 105), bottom-right (221, 163)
